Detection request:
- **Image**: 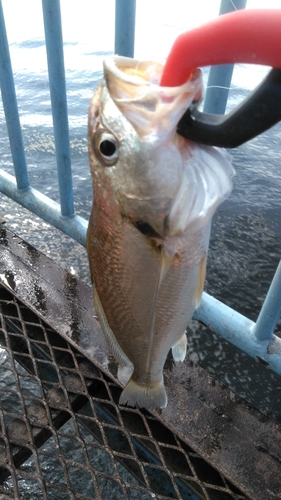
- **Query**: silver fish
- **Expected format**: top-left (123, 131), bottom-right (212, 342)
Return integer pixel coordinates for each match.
top-left (87, 56), bottom-right (234, 409)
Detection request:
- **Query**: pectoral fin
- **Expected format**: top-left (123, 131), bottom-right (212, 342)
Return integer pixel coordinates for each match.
top-left (145, 244), bottom-right (176, 373)
top-left (94, 288), bottom-right (132, 367)
top-left (194, 254), bottom-right (207, 309)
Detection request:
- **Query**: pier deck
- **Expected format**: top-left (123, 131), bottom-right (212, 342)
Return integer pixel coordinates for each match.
top-left (0, 223), bottom-right (280, 500)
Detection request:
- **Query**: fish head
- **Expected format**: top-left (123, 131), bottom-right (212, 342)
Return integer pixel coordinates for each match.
top-left (88, 56), bottom-right (207, 239)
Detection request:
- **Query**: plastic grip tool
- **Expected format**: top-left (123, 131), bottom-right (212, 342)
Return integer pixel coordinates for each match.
top-left (177, 68), bottom-right (281, 148)
top-left (160, 10), bottom-right (281, 87)
top-left (160, 10), bottom-right (281, 147)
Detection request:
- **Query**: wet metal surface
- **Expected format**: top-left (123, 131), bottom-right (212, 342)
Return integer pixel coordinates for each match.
top-left (0, 225), bottom-right (280, 499)
top-left (0, 280), bottom-right (246, 500)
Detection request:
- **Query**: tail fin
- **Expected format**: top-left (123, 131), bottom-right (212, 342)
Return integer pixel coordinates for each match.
top-left (119, 376), bottom-right (167, 410)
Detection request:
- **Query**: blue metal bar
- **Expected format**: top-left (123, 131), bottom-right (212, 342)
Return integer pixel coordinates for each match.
top-left (203, 64), bottom-right (235, 114)
top-left (115, 0), bottom-right (136, 57)
top-left (41, 0), bottom-right (74, 218)
top-left (203, 0), bottom-right (247, 114)
top-left (0, 0), bottom-right (29, 191)
top-left (254, 261), bottom-right (281, 341)
top-left (0, 169), bottom-right (87, 245)
top-left (194, 292), bottom-right (281, 375)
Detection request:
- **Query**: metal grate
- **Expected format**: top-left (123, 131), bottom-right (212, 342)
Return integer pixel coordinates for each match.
top-left (0, 283), bottom-right (248, 500)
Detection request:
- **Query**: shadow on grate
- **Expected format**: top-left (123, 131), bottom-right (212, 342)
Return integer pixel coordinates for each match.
top-left (0, 284), bottom-right (248, 500)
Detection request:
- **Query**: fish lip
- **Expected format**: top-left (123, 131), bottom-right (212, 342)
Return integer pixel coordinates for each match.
top-left (104, 55), bottom-right (202, 89)
top-left (103, 56), bottom-right (204, 138)
top-left (103, 56), bottom-right (162, 86)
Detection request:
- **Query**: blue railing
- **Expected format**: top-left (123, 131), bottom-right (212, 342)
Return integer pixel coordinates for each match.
top-left (0, 0), bottom-right (281, 378)
top-left (0, 0), bottom-right (87, 244)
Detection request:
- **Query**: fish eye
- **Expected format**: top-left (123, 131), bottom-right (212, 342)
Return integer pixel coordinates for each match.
top-left (97, 132), bottom-right (119, 166)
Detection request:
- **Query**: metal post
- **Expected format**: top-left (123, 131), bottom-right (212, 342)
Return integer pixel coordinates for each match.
top-left (254, 261), bottom-right (281, 341)
top-left (41, 0), bottom-right (74, 218)
top-left (115, 0), bottom-right (136, 57)
top-left (0, 0), bottom-right (29, 191)
top-left (203, 0), bottom-right (247, 114)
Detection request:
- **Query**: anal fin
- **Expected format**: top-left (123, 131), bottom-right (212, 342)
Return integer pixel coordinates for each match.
top-left (117, 365), bottom-right (134, 385)
top-left (172, 332), bottom-right (187, 362)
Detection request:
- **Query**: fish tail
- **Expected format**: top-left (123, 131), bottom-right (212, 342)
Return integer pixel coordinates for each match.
top-left (119, 376), bottom-right (167, 410)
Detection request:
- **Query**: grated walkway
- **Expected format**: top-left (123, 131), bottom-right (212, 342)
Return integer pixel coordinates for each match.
top-left (0, 223), bottom-right (279, 499)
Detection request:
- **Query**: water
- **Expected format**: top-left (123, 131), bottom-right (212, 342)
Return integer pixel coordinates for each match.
top-left (0, 0), bottom-right (281, 490)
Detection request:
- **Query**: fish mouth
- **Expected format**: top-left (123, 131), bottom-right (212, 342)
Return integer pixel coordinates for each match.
top-left (103, 56), bottom-right (203, 139)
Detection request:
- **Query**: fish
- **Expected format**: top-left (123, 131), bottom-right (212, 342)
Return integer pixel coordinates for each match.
top-left (87, 56), bottom-right (234, 410)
